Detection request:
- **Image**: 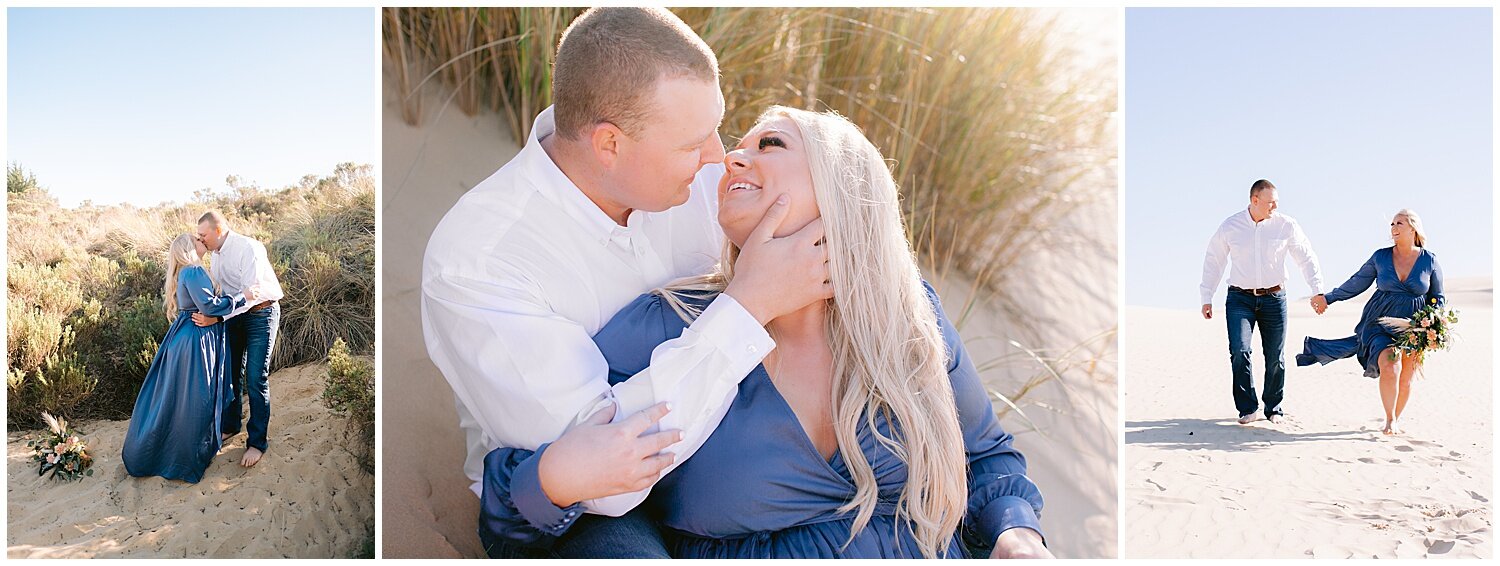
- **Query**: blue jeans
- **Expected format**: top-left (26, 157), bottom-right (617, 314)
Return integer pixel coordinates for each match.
top-left (223, 303), bottom-right (279, 452)
top-left (485, 506), bottom-right (671, 559)
top-left (1225, 289), bottom-right (1286, 418)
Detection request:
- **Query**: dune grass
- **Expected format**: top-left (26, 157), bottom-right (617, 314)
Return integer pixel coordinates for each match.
top-left (383, 7), bottom-right (1117, 425)
top-left (7, 163), bottom-right (376, 428)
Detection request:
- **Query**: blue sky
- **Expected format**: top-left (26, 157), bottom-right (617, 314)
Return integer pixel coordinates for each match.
top-left (8, 8), bottom-right (376, 207)
top-left (1126, 8), bottom-right (1492, 308)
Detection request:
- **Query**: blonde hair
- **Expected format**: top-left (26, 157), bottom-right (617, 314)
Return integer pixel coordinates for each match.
top-left (1394, 209), bottom-right (1427, 247)
top-left (659, 107), bottom-right (966, 557)
top-left (163, 234), bottom-right (203, 320)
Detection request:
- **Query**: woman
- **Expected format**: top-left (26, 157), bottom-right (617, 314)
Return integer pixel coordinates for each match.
top-left (479, 107), bottom-right (1048, 558)
top-left (122, 233), bottom-right (255, 483)
top-left (1296, 210), bottom-right (1444, 435)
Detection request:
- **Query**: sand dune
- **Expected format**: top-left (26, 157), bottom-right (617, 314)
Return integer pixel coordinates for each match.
top-left (6, 364), bottom-right (375, 559)
top-left (1123, 279), bottom-right (1492, 558)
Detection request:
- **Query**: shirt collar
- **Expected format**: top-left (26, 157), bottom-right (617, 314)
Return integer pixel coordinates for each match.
top-left (523, 106), bottom-right (637, 247)
top-left (214, 229), bottom-right (237, 255)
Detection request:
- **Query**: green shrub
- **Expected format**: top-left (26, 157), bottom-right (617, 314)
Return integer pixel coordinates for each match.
top-left (7, 164), bottom-right (375, 427)
top-left (323, 338), bottom-right (375, 473)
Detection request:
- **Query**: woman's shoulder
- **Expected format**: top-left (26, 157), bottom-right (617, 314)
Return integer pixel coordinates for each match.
top-left (595, 290), bottom-right (719, 346)
top-left (181, 264), bottom-right (209, 278)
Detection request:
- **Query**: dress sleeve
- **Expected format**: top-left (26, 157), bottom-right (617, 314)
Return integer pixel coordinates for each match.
top-left (920, 282), bottom-right (1046, 552)
top-left (476, 444), bottom-right (585, 552)
top-left (1425, 251), bottom-right (1445, 308)
top-left (183, 266), bottom-right (246, 318)
top-left (1323, 251), bottom-right (1380, 305)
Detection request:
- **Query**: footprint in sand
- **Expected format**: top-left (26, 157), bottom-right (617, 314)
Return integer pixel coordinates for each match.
top-left (1394, 445), bottom-right (1415, 453)
top-left (1358, 457), bottom-right (1377, 464)
top-left (1427, 540), bottom-right (1456, 554)
top-left (1466, 490), bottom-right (1488, 503)
top-left (1144, 479), bottom-right (1167, 492)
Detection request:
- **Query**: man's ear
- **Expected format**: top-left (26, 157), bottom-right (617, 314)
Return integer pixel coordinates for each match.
top-left (589, 122), bottom-right (624, 169)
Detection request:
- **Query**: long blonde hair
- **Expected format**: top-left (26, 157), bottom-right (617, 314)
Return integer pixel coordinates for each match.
top-left (163, 234), bottom-right (203, 320)
top-left (1394, 209), bottom-right (1427, 247)
top-left (660, 107), bottom-right (967, 557)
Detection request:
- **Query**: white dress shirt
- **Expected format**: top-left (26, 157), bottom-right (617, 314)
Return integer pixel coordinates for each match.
top-left (1200, 208), bottom-right (1324, 305)
top-left (421, 106), bottom-right (775, 515)
top-left (212, 230), bottom-right (285, 320)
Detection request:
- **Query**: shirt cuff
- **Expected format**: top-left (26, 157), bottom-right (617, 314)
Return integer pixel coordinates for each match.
top-left (974, 495), bottom-right (1045, 548)
top-left (511, 443), bottom-right (586, 537)
top-left (690, 293), bottom-right (775, 366)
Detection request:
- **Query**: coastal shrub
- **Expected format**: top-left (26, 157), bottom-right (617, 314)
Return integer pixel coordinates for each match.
top-left (6, 164), bottom-right (376, 428)
top-left (324, 338), bottom-right (375, 473)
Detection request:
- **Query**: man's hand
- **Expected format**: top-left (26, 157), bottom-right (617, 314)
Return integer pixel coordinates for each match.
top-left (724, 194), bottom-right (833, 325)
top-left (244, 285), bottom-right (261, 303)
top-left (192, 313), bottom-right (221, 327)
top-left (536, 402), bottom-right (682, 508)
top-left (990, 527), bottom-right (1052, 559)
top-left (1310, 294), bottom-right (1328, 315)
top-left (1201, 304), bottom-right (1213, 320)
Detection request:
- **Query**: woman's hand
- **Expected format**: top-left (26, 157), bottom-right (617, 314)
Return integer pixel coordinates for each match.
top-left (536, 402), bottom-right (682, 508)
top-left (990, 527), bottom-right (1052, 559)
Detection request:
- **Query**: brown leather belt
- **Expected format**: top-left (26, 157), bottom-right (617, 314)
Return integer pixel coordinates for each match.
top-left (1230, 285), bottom-right (1282, 296)
top-left (248, 300), bottom-right (277, 313)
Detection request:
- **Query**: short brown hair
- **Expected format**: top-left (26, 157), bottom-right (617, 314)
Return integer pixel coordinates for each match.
top-left (552, 7), bottom-right (718, 141)
top-left (198, 210), bottom-right (228, 228)
top-left (1250, 179), bottom-right (1276, 198)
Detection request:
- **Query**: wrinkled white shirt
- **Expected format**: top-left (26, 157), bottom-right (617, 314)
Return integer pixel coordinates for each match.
top-left (1200, 208), bottom-right (1324, 305)
top-left (212, 230), bottom-right (285, 320)
top-left (421, 106), bottom-right (774, 515)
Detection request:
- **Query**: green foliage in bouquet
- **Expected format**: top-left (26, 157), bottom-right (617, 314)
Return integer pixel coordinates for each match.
top-left (1380, 297), bottom-right (1459, 363)
top-left (27, 412), bottom-right (95, 481)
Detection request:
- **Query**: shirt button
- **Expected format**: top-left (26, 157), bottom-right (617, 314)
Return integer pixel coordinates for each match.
top-left (566, 511), bottom-right (576, 518)
top-left (747, 345), bottom-right (759, 355)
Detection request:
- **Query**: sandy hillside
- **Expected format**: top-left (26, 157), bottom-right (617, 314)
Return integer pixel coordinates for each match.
top-left (1123, 278), bottom-right (1493, 558)
top-left (7, 363), bottom-right (375, 559)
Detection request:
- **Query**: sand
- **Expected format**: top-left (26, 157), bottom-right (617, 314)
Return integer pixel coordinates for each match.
top-left (6, 363), bottom-right (376, 559)
top-left (1123, 278), bottom-right (1493, 558)
top-left (380, 58), bottom-right (1119, 558)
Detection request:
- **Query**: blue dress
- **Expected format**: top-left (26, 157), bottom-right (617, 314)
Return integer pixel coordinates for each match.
top-left (1296, 247), bottom-right (1444, 378)
top-left (122, 266), bottom-right (246, 483)
top-left (478, 282), bottom-right (1045, 558)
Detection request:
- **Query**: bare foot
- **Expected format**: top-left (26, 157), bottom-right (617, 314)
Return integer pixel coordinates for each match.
top-left (1237, 413), bottom-right (1259, 425)
top-left (1382, 421), bottom-right (1395, 435)
top-left (1389, 421), bottom-right (1405, 435)
top-left (241, 447), bottom-right (264, 467)
top-left (1267, 414), bottom-right (1285, 425)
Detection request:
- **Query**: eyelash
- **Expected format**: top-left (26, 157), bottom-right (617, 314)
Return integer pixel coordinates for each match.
top-left (758, 136), bottom-right (785, 150)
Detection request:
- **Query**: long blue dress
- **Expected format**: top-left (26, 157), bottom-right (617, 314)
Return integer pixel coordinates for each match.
top-left (122, 265), bottom-right (246, 483)
top-left (478, 282), bottom-right (1045, 558)
top-left (1296, 247), bottom-right (1444, 378)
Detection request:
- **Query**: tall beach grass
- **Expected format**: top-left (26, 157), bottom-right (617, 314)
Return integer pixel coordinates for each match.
top-left (383, 7), bottom-right (1116, 426)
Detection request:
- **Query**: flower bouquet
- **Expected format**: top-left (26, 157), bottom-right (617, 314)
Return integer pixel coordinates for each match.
top-left (1378, 297), bottom-right (1459, 363)
top-left (27, 412), bottom-right (94, 481)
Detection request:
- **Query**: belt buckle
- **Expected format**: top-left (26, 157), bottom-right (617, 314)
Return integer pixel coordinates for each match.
top-left (1252, 288), bottom-right (1267, 296)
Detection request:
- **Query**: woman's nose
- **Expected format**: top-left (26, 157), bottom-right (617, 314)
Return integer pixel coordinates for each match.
top-left (725, 149), bottom-right (750, 170)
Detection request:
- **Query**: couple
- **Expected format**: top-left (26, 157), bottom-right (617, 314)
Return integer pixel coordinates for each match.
top-left (121, 211), bottom-right (284, 483)
top-left (1199, 180), bottom-right (1444, 435)
top-left (421, 7), bottom-right (1050, 560)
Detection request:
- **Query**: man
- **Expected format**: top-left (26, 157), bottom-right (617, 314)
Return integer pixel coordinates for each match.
top-left (420, 7), bottom-right (830, 558)
top-left (193, 210), bottom-right (285, 467)
top-left (1200, 179), bottom-right (1325, 425)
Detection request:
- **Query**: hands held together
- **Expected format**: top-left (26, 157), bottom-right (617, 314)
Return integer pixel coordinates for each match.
top-left (1310, 294), bottom-right (1327, 315)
